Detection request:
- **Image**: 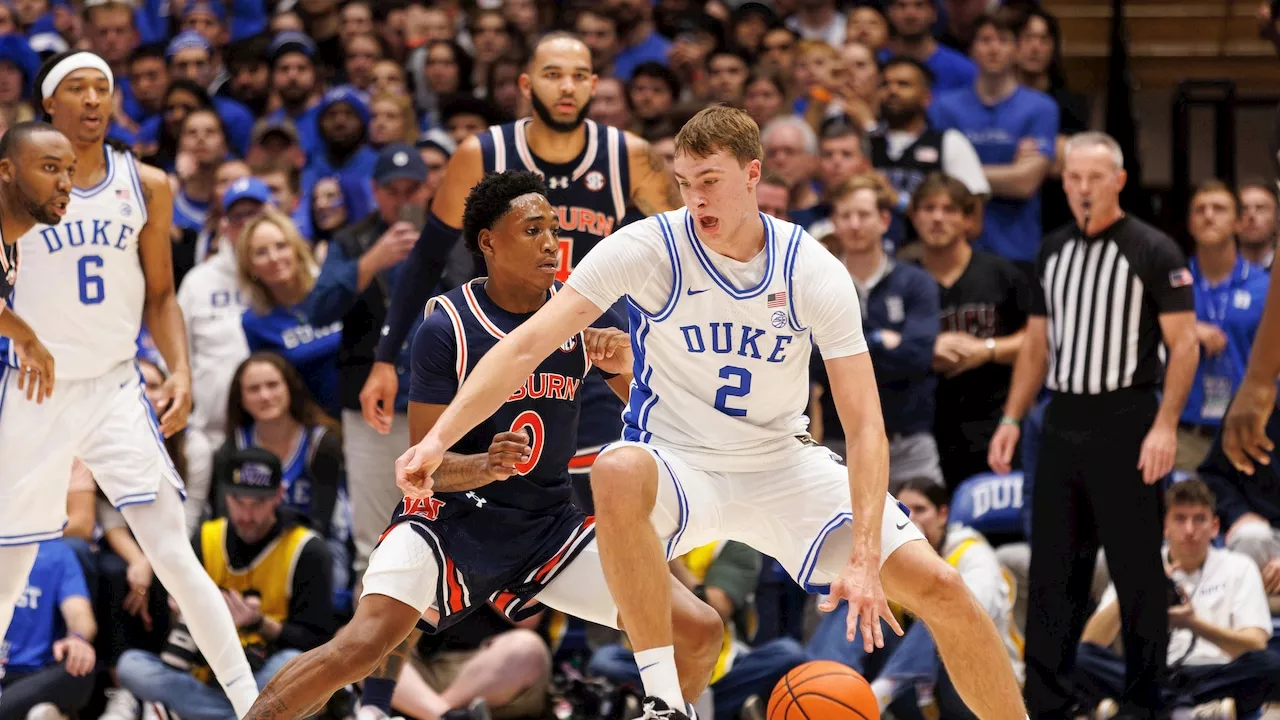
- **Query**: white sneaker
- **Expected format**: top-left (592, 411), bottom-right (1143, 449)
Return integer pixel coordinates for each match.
top-left (99, 688), bottom-right (140, 720)
top-left (1094, 699), bottom-right (1119, 720)
top-left (356, 705), bottom-right (404, 720)
top-left (25, 703), bottom-right (66, 720)
top-left (1190, 698), bottom-right (1236, 720)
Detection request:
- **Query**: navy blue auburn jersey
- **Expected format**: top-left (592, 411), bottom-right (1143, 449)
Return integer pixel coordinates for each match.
top-left (478, 119), bottom-right (633, 454)
top-left (404, 279), bottom-right (606, 517)
top-left (478, 119), bottom-right (633, 282)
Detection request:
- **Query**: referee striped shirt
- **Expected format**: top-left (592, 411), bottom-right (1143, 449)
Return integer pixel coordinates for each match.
top-left (1032, 216), bottom-right (1194, 395)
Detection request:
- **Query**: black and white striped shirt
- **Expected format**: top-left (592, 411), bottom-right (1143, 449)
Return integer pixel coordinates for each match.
top-left (1032, 216), bottom-right (1194, 395)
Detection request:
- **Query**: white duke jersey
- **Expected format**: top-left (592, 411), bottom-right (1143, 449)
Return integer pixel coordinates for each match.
top-left (6, 147), bottom-right (149, 380)
top-left (566, 208), bottom-right (868, 471)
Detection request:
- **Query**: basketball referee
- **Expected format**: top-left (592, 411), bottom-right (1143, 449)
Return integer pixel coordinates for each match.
top-left (988, 132), bottom-right (1200, 719)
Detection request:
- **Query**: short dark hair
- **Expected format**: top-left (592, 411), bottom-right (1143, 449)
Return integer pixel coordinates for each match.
top-left (1238, 178), bottom-right (1279, 207)
top-left (629, 61), bottom-right (682, 100)
top-left (881, 55), bottom-right (935, 89)
top-left (1191, 178), bottom-right (1239, 215)
top-left (129, 42), bottom-right (167, 69)
top-left (462, 171), bottom-right (549, 254)
top-left (705, 47), bottom-right (751, 72)
top-left (909, 172), bottom-right (973, 215)
top-left (1167, 477), bottom-right (1216, 514)
top-left (972, 8), bottom-right (1020, 37)
top-left (0, 120), bottom-right (61, 160)
top-left (897, 476), bottom-right (950, 510)
top-left (226, 33), bottom-right (271, 73)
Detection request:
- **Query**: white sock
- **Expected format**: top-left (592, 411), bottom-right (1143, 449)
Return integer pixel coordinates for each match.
top-left (634, 645), bottom-right (683, 713)
top-left (870, 678), bottom-right (897, 710)
top-left (123, 484), bottom-right (258, 716)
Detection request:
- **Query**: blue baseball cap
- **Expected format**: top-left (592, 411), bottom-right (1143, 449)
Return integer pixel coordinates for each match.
top-left (319, 85), bottom-right (371, 127)
top-left (270, 31), bottom-right (316, 64)
top-left (222, 177), bottom-right (274, 212)
top-left (374, 143), bottom-right (429, 186)
top-left (166, 31), bottom-right (212, 61)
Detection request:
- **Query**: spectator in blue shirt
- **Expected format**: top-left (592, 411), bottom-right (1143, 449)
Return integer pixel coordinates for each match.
top-left (0, 540), bottom-right (97, 720)
top-left (237, 207), bottom-right (342, 416)
top-left (1177, 180), bottom-right (1272, 471)
top-left (121, 43), bottom-right (166, 130)
top-left (608, 0), bottom-right (672, 81)
top-left (880, 0), bottom-right (976, 93)
top-left (300, 86), bottom-right (377, 213)
top-left (929, 11), bottom-right (1058, 269)
top-left (266, 32), bottom-right (323, 157)
top-left (819, 174), bottom-right (943, 490)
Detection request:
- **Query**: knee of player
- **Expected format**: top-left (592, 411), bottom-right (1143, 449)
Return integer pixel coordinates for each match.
top-left (589, 448), bottom-right (659, 512)
top-left (908, 560), bottom-right (970, 613)
top-left (675, 598), bottom-right (724, 654)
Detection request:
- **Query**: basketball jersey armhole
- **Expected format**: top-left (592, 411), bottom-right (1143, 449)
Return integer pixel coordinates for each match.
top-left (782, 223), bottom-right (807, 332)
top-left (429, 295), bottom-right (469, 386)
top-left (628, 212), bottom-right (682, 321)
top-left (123, 151), bottom-right (149, 226)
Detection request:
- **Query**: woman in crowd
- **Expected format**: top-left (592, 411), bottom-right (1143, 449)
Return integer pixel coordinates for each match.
top-left (237, 207), bottom-right (342, 416)
top-left (219, 352), bottom-right (351, 600)
top-left (369, 92), bottom-right (418, 149)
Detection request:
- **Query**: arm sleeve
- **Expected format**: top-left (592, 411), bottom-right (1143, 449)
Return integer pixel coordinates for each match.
top-left (375, 213), bottom-right (464, 363)
top-left (941, 130), bottom-right (991, 196)
top-left (795, 240), bottom-right (868, 359)
top-left (55, 545), bottom-right (90, 604)
top-left (563, 220), bottom-right (671, 313)
top-left (182, 430), bottom-right (213, 537)
top-left (408, 309), bottom-right (461, 405)
top-left (298, 240), bottom-right (361, 327)
top-left (870, 269), bottom-right (941, 381)
top-left (1140, 233), bottom-right (1196, 314)
top-left (1028, 96), bottom-right (1060, 158)
top-left (305, 429), bottom-right (343, 538)
top-left (1230, 557), bottom-right (1274, 634)
top-left (279, 535), bottom-right (335, 650)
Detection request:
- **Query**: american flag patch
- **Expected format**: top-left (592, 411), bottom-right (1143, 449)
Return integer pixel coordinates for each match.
top-left (1169, 268), bottom-right (1193, 288)
top-left (767, 291), bottom-right (787, 308)
top-left (116, 188), bottom-right (130, 200)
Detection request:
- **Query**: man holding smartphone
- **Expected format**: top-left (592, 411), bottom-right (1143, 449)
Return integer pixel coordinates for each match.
top-left (294, 143), bottom-right (436, 586)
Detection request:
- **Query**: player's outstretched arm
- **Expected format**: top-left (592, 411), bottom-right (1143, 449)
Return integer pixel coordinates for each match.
top-left (136, 162), bottom-right (192, 437)
top-left (625, 132), bottom-right (682, 216)
top-left (1223, 272), bottom-right (1280, 473)
top-left (406, 401), bottom-right (531, 493)
top-left (363, 138), bottom-right (485, 433)
top-left (819, 351), bottom-right (902, 650)
top-left (397, 287), bottom-right (605, 493)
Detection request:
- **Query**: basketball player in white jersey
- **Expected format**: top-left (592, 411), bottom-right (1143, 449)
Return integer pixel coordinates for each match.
top-left (0, 121), bottom-right (76, 649)
top-left (398, 106), bottom-right (1029, 720)
top-left (0, 51), bottom-right (258, 715)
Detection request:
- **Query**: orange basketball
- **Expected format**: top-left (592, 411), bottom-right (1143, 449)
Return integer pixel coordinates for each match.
top-left (766, 660), bottom-right (879, 720)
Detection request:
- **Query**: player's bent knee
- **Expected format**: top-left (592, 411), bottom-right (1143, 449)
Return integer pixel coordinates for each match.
top-left (674, 596), bottom-right (724, 656)
top-left (888, 548), bottom-right (969, 616)
top-left (590, 448), bottom-right (658, 512)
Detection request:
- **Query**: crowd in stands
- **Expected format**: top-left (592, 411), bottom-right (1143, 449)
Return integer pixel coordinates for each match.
top-left (3, 0), bottom-right (1280, 718)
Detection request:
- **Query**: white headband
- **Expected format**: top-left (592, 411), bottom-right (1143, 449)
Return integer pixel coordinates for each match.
top-left (41, 53), bottom-right (114, 101)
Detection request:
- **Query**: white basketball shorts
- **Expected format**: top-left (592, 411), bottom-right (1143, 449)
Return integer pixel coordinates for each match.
top-left (0, 360), bottom-right (184, 545)
top-left (599, 440), bottom-right (926, 592)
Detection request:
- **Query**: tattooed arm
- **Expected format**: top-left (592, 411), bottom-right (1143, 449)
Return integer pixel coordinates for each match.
top-left (409, 399), bottom-right (533, 493)
top-left (626, 132), bottom-right (682, 215)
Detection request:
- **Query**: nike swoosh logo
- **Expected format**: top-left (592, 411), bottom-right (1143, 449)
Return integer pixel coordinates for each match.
top-left (896, 521), bottom-right (910, 530)
top-left (686, 288), bottom-right (708, 296)
top-left (638, 662), bottom-right (659, 672)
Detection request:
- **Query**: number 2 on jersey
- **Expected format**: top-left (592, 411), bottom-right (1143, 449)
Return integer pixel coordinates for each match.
top-left (508, 410), bottom-right (545, 475)
top-left (78, 255), bottom-right (105, 305)
top-left (714, 365), bottom-right (752, 417)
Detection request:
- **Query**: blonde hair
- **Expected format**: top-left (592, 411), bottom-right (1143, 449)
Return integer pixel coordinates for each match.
top-left (370, 91), bottom-right (419, 145)
top-left (236, 207), bottom-right (318, 314)
top-left (674, 105), bottom-right (763, 165)
top-left (830, 172), bottom-right (895, 213)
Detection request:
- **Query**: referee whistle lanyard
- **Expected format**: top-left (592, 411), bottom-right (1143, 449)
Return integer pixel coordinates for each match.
top-left (1190, 256), bottom-right (1248, 421)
